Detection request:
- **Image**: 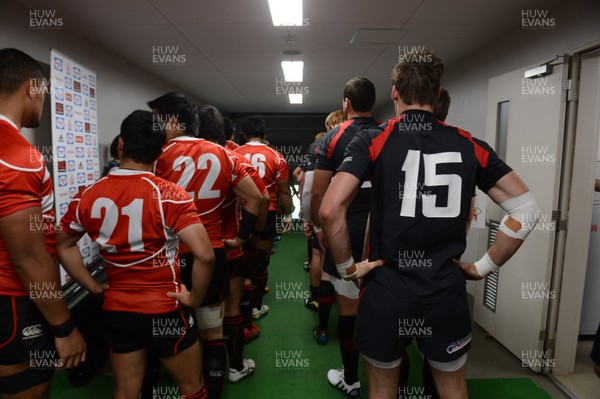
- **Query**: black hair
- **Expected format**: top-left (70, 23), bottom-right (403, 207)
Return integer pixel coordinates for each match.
top-left (343, 77), bottom-right (376, 113)
top-left (109, 135), bottom-right (120, 159)
top-left (238, 116), bottom-right (266, 139)
top-left (119, 110), bottom-right (166, 164)
top-left (147, 92), bottom-right (198, 136)
top-left (223, 117), bottom-right (235, 141)
top-left (433, 88), bottom-right (451, 122)
top-left (0, 48), bottom-right (46, 95)
top-left (198, 105), bottom-right (226, 146)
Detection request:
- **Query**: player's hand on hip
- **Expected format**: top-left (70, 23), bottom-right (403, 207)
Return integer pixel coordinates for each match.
top-left (91, 282), bottom-right (108, 296)
top-left (55, 329), bottom-right (86, 369)
top-left (222, 237), bottom-right (245, 249)
top-left (453, 259), bottom-right (483, 280)
top-left (167, 284), bottom-right (200, 308)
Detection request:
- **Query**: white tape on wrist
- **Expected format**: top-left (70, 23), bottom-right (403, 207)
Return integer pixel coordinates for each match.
top-left (474, 253), bottom-right (499, 278)
top-left (313, 225), bottom-right (323, 233)
top-left (336, 257), bottom-right (355, 279)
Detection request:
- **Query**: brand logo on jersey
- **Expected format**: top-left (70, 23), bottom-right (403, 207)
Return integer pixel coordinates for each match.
top-left (446, 333), bottom-right (471, 354)
top-left (77, 172), bottom-right (85, 184)
top-left (342, 156), bottom-right (353, 164)
top-left (22, 324), bottom-right (43, 339)
top-left (56, 146), bottom-right (66, 158)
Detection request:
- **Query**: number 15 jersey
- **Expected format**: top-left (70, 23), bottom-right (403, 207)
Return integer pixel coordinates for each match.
top-left (338, 110), bottom-right (512, 303)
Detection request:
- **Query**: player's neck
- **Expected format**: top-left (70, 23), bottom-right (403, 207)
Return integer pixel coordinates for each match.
top-left (395, 102), bottom-right (433, 116)
top-left (119, 159), bottom-right (153, 173)
top-left (347, 110), bottom-right (372, 119)
top-left (0, 102), bottom-right (24, 130)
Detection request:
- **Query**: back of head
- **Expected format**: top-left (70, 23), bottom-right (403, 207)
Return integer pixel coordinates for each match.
top-left (433, 88), bottom-right (451, 122)
top-left (238, 116), bottom-right (266, 140)
top-left (391, 50), bottom-right (444, 107)
top-left (343, 77), bottom-right (376, 113)
top-left (198, 105), bottom-right (226, 146)
top-left (147, 92), bottom-right (198, 136)
top-left (120, 110), bottom-right (166, 164)
top-left (224, 117), bottom-right (236, 141)
top-left (325, 109), bottom-right (346, 130)
top-left (0, 48), bottom-right (45, 96)
top-left (109, 135), bottom-right (120, 160)
top-left (314, 132), bottom-right (326, 141)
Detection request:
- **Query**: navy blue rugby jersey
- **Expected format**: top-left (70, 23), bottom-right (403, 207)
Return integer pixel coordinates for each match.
top-left (301, 141), bottom-right (319, 172)
top-left (315, 117), bottom-right (380, 214)
top-left (338, 110), bottom-right (512, 302)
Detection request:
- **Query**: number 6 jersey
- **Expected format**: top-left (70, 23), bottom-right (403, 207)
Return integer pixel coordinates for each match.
top-left (338, 110), bottom-right (512, 303)
top-left (60, 169), bottom-right (201, 313)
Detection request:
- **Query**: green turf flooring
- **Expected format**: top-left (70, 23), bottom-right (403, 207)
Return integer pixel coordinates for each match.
top-left (50, 232), bottom-right (554, 398)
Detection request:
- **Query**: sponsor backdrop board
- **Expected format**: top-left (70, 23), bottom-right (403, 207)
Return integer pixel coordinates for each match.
top-left (50, 49), bottom-right (100, 285)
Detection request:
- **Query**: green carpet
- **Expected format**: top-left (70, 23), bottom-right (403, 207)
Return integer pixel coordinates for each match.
top-left (51, 232), bottom-right (553, 398)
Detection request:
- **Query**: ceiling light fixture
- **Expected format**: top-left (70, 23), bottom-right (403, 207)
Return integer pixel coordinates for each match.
top-left (268, 0), bottom-right (303, 26)
top-left (289, 94), bottom-right (303, 104)
top-left (281, 60), bottom-right (303, 82)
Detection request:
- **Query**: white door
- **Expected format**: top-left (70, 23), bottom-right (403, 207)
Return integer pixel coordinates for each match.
top-left (474, 60), bottom-right (568, 371)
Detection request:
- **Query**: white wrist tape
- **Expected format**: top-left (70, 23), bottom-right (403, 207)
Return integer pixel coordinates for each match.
top-left (498, 191), bottom-right (541, 240)
top-left (336, 257), bottom-right (355, 279)
top-left (474, 252), bottom-right (499, 278)
top-left (313, 225), bottom-right (323, 233)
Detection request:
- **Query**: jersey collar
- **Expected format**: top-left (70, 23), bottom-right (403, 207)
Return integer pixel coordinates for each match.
top-left (245, 141), bottom-right (266, 146)
top-left (169, 136), bottom-right (201, 142)
top-left (0, 114), bottom-right (19, 131)
top-left (109, 168), bottom-right (154, 176)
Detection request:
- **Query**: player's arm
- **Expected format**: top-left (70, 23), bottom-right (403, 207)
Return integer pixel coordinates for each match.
top-left (223, 176), bottom-right (262, 249)
top-left (466, 197), bottom-right (475, 235)
top-left (454, 171), bottom-right (541, 280)
top-left (0, 207), bottom-right (86, 368)
top-left (56, 230), bottom-right (106, 295)
top-left (302, 171), bottom-right (314, 223)
top-left (276, 178), bottom-right (292, 215)
top-left (169, 223), bottom-right (215, 308)
top-left (320, 172), bottom-right (383, 280)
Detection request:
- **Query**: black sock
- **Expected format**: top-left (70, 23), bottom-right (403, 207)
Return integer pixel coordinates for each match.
top-left (399, 351), bottom-right (410, 390)
top-left (253, 272), bottom-right (268, 308)
top-left (309, 285), bottom-right (319, 300)
top-left (338, 315), bottom-right (359, 385)
top-left (307, 239), bottom-right (313, 261)
top-left (203, 340), bottom-right (227, 399)
top-left (241, 284), bottom-right (254, 330)
top-left (317, 281), bottom-right (334, 330)
top-left (223, 315), bottom-right (244, 371)
top-left (423, 358), bottom-right (440, 399)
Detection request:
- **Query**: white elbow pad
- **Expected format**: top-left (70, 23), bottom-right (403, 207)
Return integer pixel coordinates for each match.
top-left (498, 191), bottom-right (541, 240)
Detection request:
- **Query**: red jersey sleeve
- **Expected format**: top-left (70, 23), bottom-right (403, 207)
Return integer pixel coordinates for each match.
top-left (160, 181), bottom-right (202, 233)
top-left (276, 153), bottom-right (289, 182)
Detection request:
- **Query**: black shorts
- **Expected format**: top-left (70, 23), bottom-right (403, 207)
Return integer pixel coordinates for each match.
top-left (312, 232), bottom-right (322, 252)
top-left (591, 323), bottom-right (600, 366)
top-left (323, 211), bottom-right (368, 278)
top-left (227, 257), bottom-right (243, 280)
top-left (180, 249), bottom-right (228, 306)
top-left (265, 211), bottom-right (277, 240)
top-left (355, 277), bottom-right (471, 365)
top-left (104, 307), bottom-right (198, 357)
top-left (0, 296), bottom-right (54, 393)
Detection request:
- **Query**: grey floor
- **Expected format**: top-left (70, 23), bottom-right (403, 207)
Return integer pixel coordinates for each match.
top-left (466, 295), bottom-right (571, 398)
top-left (553, 339), bottom-right (600, 399)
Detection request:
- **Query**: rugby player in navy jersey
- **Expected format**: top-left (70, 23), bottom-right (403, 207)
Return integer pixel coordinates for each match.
top-left (311, 77), bottom-right (379, 397)
top-left (320, 51), bottom-right (540, 399)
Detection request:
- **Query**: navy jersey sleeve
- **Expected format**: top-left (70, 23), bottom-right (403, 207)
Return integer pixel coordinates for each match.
top-left (336, 130), bottom-right (373, 182)
top-left (474, 137), bottom-right (513, 193)
top-left (314, 129), bottom-right (338, 171)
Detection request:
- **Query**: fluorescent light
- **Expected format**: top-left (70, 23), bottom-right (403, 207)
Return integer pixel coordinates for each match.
top-left (289, 94), bottom-right (303, 104)
top-left (268, 0), bottom-right (303, 26)
top-left (281, 61), bottom-right (303, 82)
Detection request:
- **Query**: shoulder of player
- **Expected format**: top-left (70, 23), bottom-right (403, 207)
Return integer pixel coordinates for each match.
top-left (0, 136), bottom-right (45, 173)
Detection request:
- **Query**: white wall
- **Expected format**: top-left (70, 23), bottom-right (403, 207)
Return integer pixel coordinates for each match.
top-left (0, 0), bottom-right (206, 165)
